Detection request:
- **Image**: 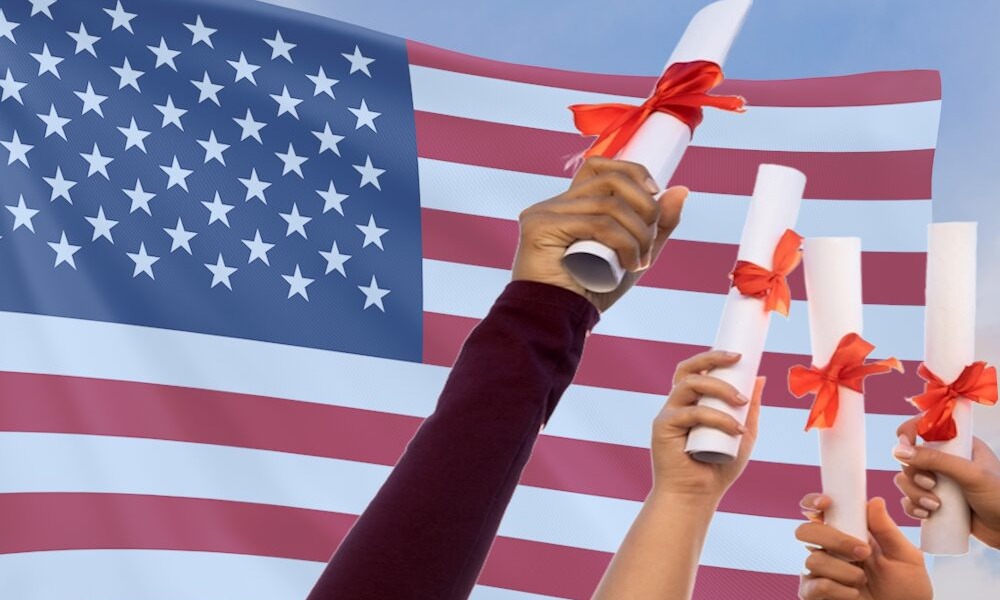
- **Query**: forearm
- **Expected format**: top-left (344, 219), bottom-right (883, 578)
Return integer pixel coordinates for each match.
top-left (307, 281), bottom-right (599, 600)
top-left (592, 491), bottom-right (718, 600)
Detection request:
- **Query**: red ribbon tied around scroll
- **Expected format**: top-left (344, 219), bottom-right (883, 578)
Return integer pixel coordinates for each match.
top-left (789, 333), bottom-right (904, 431)
top-left (730, 229), bottom-right (804, 317)
top-left (911, 362), bottom-right (998, 442)
top-left (568, 60), bottom-right (746, 160)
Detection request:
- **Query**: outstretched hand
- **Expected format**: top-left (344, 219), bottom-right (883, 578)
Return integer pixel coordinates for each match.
top-left (512, 156), bottom-right (688, 312)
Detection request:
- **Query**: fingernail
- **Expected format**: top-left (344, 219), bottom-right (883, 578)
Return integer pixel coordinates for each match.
top-left (725, 351), bottom-right (741, 358)
top-left (898, 434), bottom-right (913, 448)
top-left (919, 497), bottom-right (941, 511)
top-left (800, 508), bottom-right (820, 520)
top-left (892, 444), bottom-right (915, 461)
top-left (800, 567), bottom-right (811, 577)
top-left (914, 474), bottom-right (937, 490)
top-left (853, 546), bottom-right (870, 559)
top-left (913, 508), bottom-right (930, 519)
top-left (644, 177), bottom-right (659, 195)
top-left (737, 424), bottom-right (749, 434)
top-left (810, 497), bottom-right (823, 509)
top-left (736, 393), bottom-right (750, 405)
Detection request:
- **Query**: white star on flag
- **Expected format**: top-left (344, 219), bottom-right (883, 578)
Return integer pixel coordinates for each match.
top-left (234, 108), bottom-right (266, 142)
top-left (192, 71), bottom-right (223, 105)
top-left (111, 57), bottom-right (144, 91)
top-left (155, 95), bottom-right (187, 129)
top-left (317, 181), bottom-right (349, 215)
top-left (47, 232), bottom-right (81, 269)
top-left (356, 214), bottom-right (388, 250)
top-left (353, 155), bottom-right (385, 190)
top-left (164, 218), bottom-right (197, 253)
top-left (127, 242), bottom-right (160, 279)
top-left (147, 37), bottom-right (180, 70)
top-left (75, 82), bottom-right (107, 116)
top-left (202, 192), bottom-right (234, 227)
top-left (270, 85), bottom-right (302, 119)
top-left (227, 52), bottom-right (260, 84)
top-left (37, 104), bottom-right (71, 139)
top-left (184, 15), bottom-right (216, 47)
top-left (319, 241), bottom-right (351, 276)
top-left (2, 130), bottom-right (32, 166)
top-left (358, 275), bottom-right (390, 311)
top-left (242, 230), bottom-right (275, 265)
top-left (275, 143), bottom-right (307, 177)
top-left (282, 265), bottom-right (313, 300)
top-left (123, 179), bottom-right (156, 214)
top-left (205, 254), bottom-right (237, 289)
top-left (312, 123), bottom-right (345, 156)
top-left (43, 166), bottom-right (76, 202)
top-left (29, 0), bottom-right (57, 20)
top-left (264, 30), bottom-right (295, 62)
top-left (0, 69), bottom-right (25, 104)
top-left (0, 9), bottom-right (19, 43)
top-left (239, 168), bottom-right (271, 203)
top-left (197, 131), bottom-right (229, 165)
top-left (307, 66), bottom-right (338, 97)
top-left (160, 156), bottom-right (193, 190)
top-left (349, 99), bottom-right (380, 131)
top-left (342, 45), bottom-right (374, 76)
top-left (85, 206), bottom-right (117, 242)
top-left (280, 203), bottom-right (311, 238)
top-left (117, 117), bottom-right (150, 152)
top-left (104, 1), bottom-right (137, 33)
top-left (30, 43), bottom-right (63, 78)
top-left (81, 143), bottom-right (113, 178)
top-left (68, 22), bottom-right (99, 56)
top-left (7, 195), bottom-right (39, 232)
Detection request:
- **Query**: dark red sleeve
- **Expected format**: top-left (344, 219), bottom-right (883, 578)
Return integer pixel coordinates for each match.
top-left (306, 280), bottom-right (600, 600)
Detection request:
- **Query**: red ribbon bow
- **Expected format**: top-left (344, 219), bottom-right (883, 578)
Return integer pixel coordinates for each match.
top-left (568, 60), bottom-right (746, 160)
top-left (911, 362), bottom-right (998, 442)
top-left (789, 333), bottom-right (904, 430)
top-left (730, 229), bottom-right (803, 317)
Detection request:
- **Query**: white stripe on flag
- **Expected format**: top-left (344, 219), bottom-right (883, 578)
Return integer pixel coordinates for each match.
top-left (0, 431), bottom-right (918, 576)
top-left (418, 158), bottom-right (932, 251)
top-left (409, 66), bottom-right (942, 152)
top-left (422, 260), bottom-right (925, 359)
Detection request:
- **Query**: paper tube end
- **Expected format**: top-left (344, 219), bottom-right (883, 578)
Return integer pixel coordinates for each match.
top-left (689, 450), bottom-right (736, 464)
top-left (667, 0), bottom-right (753, 67)
top-left (562, 240), bottom-right (625, 293)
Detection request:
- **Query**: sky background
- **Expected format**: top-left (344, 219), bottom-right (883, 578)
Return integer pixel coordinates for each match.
top-left (260, 0), bottom-right (1000, 594)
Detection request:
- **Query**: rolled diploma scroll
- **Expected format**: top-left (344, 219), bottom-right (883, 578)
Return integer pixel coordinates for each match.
top-left (921, 222), bottom-right (977, 555)
top-left (804, 237), bottom-right (868, 542)
top-left (685, 164), bottom-right (806, 463)
top-left (562, 0), bottom-right (753, 293)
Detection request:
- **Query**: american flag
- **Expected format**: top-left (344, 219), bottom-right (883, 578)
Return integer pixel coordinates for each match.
top-left (0, 0), bottom-right (941, 598)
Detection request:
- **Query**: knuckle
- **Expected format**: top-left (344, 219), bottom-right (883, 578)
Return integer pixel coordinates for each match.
top-left (804, 553), bottom-right (823, 571)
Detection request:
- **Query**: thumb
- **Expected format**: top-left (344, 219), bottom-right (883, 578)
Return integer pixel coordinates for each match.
top-left (649, 186), bottom-right (688, 261)
top-left (867, 497), bottom-right (914, 557)
top-left (894, 441), bottom-right (983, 489)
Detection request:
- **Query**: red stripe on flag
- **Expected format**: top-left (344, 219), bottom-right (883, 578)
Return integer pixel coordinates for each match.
top-left (0, 371), bottom-right (914, 521)
top-left (406, 40), bottom-right (942, 107)
top-left (0, 492), bottom-right (797, 599)
top-left (420, 208), bottom-right (926, 305)
top-left (414, 112), bottom-right (934, 200)
top-left (422, 313), bottom-right (926, 412)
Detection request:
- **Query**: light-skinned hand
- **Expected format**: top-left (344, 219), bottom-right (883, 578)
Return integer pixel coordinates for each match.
top-left (797, 494), bottom-right (932, 600)
top-left (512, 156), bottom-right (688, 312)
top-left (650, 350), bottom-right (764, 503)
top-left (893, 416), bottom-right (1000, 549)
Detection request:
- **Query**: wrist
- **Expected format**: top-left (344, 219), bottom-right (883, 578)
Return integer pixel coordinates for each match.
top-left (647, 487), bottom-right (722, 516)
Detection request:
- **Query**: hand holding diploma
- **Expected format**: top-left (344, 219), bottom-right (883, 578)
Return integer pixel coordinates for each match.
top-left (514, 156), bottom-right (688, 313)
top-left (796, 494), bottom-right (932, 600)
top-left (592, 351), bottom-right (765, 600)
top-left (894, 418), bottom-right (1000, 550)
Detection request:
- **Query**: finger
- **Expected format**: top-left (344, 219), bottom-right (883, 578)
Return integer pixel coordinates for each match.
top-left (799, 577), bottom-right (863, 600)
top-left (526, 212), bottom-right (643, 272)
top-left (893, 438), bottom-right (985, 489)
top-left (901, 464), bottom-right (938, 491)
top-left (656, 405), bottom-right (745, 437)
top-left (804, 550), bottom-right (867, 588)
top-left (893, 472), bottom-right (941, 514)
top-left (972, 436), bottom-right (1000, 467)
top-left (795, 522), bottom-right (871, 561)
top-left (800, 493), bottom-right (832, 521)
top-left (896, 416), bottom-right (920, 445)
top-left (540, 193), bottom-right (655, 258)
top-left (868, 497), bottom-right (920, 558)
top-left (668, 373), bottom-right (750, 408)
top-left (673, 350), bottom-right (742, 384)
top-left (647, 186), bottom-right (688, 261)
top-left (901, 497), bottom-right (930, 520)
top-left (570, 156), bottom-right (656, 194)
top-left (742, 376), bottom-right (765, 437)
top-left (563, 171), bottom-right (660, 224)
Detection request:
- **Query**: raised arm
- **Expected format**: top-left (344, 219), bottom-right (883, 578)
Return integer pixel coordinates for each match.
top-left (307, 158), bottom-right (687, 600)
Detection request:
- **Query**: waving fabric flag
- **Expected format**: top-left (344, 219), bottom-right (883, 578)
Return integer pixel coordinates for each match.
top-left (0, 0), bottom-right (940, 598)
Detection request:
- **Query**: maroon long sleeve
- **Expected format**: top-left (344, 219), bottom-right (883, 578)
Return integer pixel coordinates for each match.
top-left (306, 280), bottom-right (600, 600)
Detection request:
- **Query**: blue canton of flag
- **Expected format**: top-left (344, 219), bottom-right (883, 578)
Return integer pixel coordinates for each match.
top-left (0, 0), bottom-right (423, 361)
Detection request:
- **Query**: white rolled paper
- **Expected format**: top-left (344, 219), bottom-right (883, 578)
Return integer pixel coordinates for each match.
top-left (685, 164), bottom-right (806, 464)
top-left (921, 222), bottom-right (977, 556)
top-left (562, 0), bottom-right (753, 293)
top-left (801, 237), bottom-right (868, 543)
